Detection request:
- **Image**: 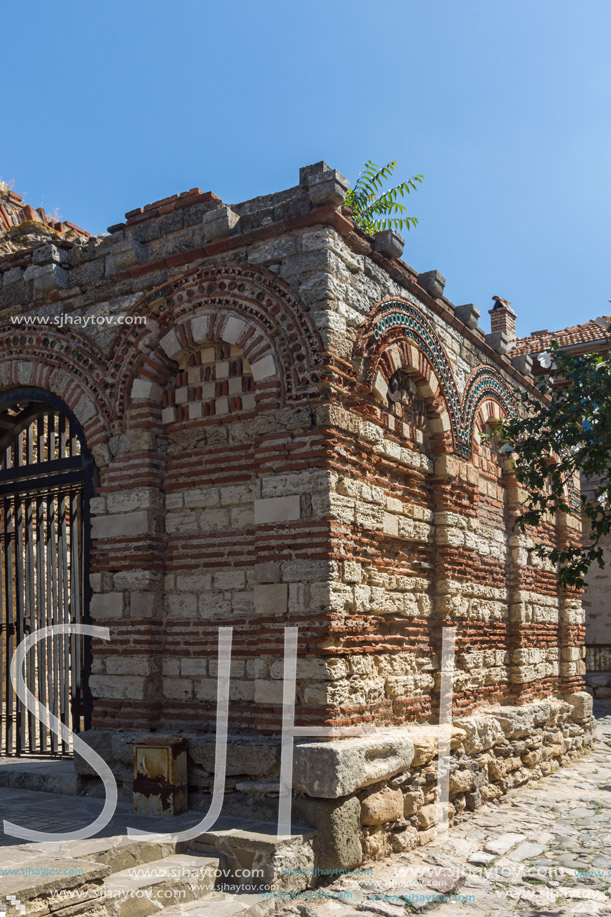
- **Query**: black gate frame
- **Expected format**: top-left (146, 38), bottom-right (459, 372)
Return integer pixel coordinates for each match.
top-left (0, 387), bottom-right (96, 756)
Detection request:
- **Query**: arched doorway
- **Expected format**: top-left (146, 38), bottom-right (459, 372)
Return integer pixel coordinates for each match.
top-left (0, 388), bottom-right (94, 756)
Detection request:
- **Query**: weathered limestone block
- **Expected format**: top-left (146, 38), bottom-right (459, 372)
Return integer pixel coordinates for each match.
top-left (306, 168), bottom-right (349, 207)
top-left (203, 204), bottom-right (240, 240)
top-left (455, 302), bottom-right (480, 329)
top-left (89, 674), bottom-right (150, 701)
top-left (254, 496), bottom-right (300, 524)
top-left (405, 726), bottom-right (466, 765)
top-left (2, 265), bottom-right (24, 285)
top-left (361, 826), bottom-right (392, 860)
top-left (417, 269), bottom-right (446, 298)
top-left (293, 795), bottom-right (362, 871)
top-left (90, 592), bottom-right (124, 619)
top-left (417, 803), bottom-right (438, 829)
top-left (293, 734), bottom-right (414, 798)
top-left (131, 378), bottom-right (163, 401)
top-left (254, 679), bottom-right (284, 705)
top-left (360, 786), bottom-right (404, 825)
top-left (449, 768), bottom-right (474, 795)
top-left (493, 702), bottom-right (549, 738)
top-left (24, 262), bottom-right (70, 297)
top-left (403, 788), bottom-right (424, 815)
top-left (454, 716), bottom-right (506, 754)
top-left (32, 243), bottom-right (69, 265)
top-left (373, 229), bottom-right (404, 260)
top-left (254, 583), bottom-right (288, 615)
top-left (189, 737), bottom-right (279, 776)
top-left (105, 238), bottom-right (146, 275)
top-left (566, 691), bottom-right (594, 724)
top-left (485, 330), bottom-right (511, 354)
top-left (389, 827), bottom-right (419, 852)
top-left (91, 510), bottom-right (154, 540)
top-left (511, 353), bottom-right (533, 375)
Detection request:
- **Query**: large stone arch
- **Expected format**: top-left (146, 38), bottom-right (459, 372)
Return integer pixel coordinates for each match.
top-left (0, 327), bottom-right (114, 468)
top-left (111, 262), bottom-right (324, 419)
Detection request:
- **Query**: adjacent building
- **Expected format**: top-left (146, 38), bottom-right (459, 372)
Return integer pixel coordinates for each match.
top-left (513, 317), bottom-right (611, 701)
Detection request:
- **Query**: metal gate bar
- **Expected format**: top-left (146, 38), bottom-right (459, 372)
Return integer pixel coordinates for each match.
top-left (0, 401), bottom-right (91, 757)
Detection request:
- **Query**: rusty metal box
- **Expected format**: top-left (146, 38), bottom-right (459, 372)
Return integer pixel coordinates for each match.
top-left (132, 735), bottom-right (188, 817)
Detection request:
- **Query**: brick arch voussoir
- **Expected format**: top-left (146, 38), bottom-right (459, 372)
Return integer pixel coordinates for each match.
top-left (115, 262), bottom-right (323, 419)
top-left (376, 338), bottom-right (437, 399)
top-left (474, 397), bottom-right (506, 429)
top-left (461, 366), bottom-right (517, 456)
top-left (0, 356), bottom-right (114, 469)
top-left (126, 309), bottom-right (284, 412)
top-left (364, 328), bottom-right (455, 448)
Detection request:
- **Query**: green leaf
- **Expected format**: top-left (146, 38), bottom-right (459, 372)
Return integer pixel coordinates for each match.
top-left (347, 159), bottom-right (422, 236)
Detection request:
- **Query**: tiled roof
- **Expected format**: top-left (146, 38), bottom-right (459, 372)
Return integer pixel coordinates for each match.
top-left (0, 185), bottom-right (90, 255)
top-left (513, 318), bottom-right (611, 355)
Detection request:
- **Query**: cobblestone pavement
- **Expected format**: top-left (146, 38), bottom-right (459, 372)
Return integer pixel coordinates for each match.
top-left (280, 703), bottom-right (611, 917)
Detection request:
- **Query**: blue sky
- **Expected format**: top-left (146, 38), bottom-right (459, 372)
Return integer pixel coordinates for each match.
top-left (2, 0), bottom-right (609, 337)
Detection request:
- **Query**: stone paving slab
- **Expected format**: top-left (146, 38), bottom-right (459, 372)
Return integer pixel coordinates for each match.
top-left (274, 702), bottom-right (611, 917)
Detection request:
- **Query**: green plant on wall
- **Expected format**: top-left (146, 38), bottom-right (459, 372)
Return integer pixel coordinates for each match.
top-left (345, 160), bottom-right (422, 234)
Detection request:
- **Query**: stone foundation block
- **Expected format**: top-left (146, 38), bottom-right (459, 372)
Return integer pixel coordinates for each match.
top-left (566, 691), bottom-right (594, 724)
top-left (293, 734), bottom-right (414, 798)
top-left (360, 786), bottom-right (403, 825)
top-left (293, 795), bottom-right (362, 871)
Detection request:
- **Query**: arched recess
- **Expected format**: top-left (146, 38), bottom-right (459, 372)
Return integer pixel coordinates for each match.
top-left (354, 297), bottom-right (459, 453)
top-left (474, 398), bottom-right (574, 703)
top-left (461, 366), bottom-right (517, 453)
top-left (112, 263), bottom-right (324, 420)
top-left (98, 264), bottom-right (324, 732)
top-left (367, 335), bottom-right (454, 456)
top-left (0, 387), bottom-right (97, 756)
top-left (128, 310), bottom-right (285, 421)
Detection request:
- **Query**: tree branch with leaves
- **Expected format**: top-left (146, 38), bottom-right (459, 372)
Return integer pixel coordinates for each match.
top-left (493, 342), bottom-right (611, 588)
top-left (345, 160), bottom-right (422, 234)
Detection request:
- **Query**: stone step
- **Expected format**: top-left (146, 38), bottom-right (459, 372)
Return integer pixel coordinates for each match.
top-left (187, 817), bottom-right (316, 894)
top-left (51, 834), bottom-right (180, 875)
top-left (162, 890), bottom-right (272, 917)
top-left (103, 853), bottom-right (219, 917)
top-left (0, 852), bottom-right (110, 917)
top-left (0, 757), bottom-right (80, 795)
top-left (1, 813), bottom-right (317, 916)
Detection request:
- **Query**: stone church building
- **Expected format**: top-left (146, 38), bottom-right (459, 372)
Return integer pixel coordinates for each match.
top-left (0, 165), bottom-right (592, 868)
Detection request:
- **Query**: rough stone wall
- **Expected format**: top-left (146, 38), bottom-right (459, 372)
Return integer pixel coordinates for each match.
top-left (583, 516), bottom-right (611, 698)
top-left (0, 162), bottom-right (590, 863)
top-left (74, 692), bottom-right (593, 870)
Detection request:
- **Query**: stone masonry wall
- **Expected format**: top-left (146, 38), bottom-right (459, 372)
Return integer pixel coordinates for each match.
top-left (0, 162), bottom-right (589, 867)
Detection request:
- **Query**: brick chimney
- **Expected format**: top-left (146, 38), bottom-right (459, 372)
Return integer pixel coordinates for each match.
top-left (489, 296), bottom-right (517, 344)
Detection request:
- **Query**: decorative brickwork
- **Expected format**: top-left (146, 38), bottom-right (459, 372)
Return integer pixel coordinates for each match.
top-left (356, 297), bottom-right (517, 456)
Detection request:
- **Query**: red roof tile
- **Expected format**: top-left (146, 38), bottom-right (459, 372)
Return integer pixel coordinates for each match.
top-left (513, 318), bottom-right (611, 355)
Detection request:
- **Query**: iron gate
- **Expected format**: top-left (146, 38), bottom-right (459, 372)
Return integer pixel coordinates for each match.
top-left (0, 393), bottom-right (93, 756)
